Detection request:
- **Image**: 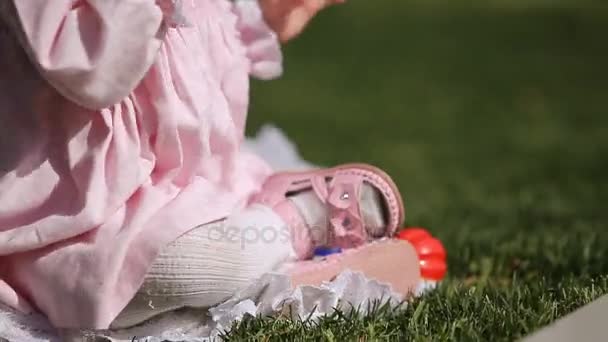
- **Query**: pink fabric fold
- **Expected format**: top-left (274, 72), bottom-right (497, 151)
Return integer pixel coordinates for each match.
top-left (157, 0), bottom-right (193, 28)
top-left (10, 0), bottom-right (165, 110)
top-left (0, 0), bottom-right (282, 329)
top-left (232, 0), bottom-right (283, 80)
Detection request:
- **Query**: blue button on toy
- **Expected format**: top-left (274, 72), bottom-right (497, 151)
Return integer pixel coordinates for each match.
top-left (314, 246), bottom-right (342, 257)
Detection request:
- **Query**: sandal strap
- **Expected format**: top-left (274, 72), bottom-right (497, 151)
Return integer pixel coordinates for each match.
top-left (310, 173), bottom-right (367, 248)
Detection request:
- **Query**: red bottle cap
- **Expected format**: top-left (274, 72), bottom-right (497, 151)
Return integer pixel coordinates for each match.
top-left (396, 227), bottom-right (431, 244)
top-left (420, 257), bottom-right (447, 280)
top-left (396, 227), bottom-right (448, 281)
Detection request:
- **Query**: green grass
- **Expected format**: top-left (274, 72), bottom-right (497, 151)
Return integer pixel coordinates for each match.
top-left (230, 0), bottom-right (608, 340)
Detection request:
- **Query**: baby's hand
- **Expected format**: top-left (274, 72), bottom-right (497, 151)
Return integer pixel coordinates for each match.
top-left (259, 0), bottom-right (346, 43)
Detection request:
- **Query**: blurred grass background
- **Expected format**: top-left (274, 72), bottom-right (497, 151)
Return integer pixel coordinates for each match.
top-left (239, 0), bottom-right (608, 340)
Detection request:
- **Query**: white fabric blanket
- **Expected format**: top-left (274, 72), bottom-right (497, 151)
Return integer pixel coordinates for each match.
top-left (0, 125), bottom-right (406, 342)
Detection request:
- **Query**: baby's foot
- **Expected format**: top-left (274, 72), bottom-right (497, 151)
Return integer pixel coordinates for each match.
top-left (289, 181), bottom-right (387, 248)
top-left (250, 163), bottom-right (404, 260)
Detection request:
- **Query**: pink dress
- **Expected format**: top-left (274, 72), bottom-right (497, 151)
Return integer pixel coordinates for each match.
top-left (0, 0), bottom-right (282, 329)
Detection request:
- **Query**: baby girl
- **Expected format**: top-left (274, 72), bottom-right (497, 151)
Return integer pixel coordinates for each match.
top-left (0, 0), bottom-right (434, 331)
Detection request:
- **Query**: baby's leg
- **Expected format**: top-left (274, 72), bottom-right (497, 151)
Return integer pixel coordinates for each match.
top-left (112, 177), bottom-right (398, 328)
top-left (112, 204), bottom-right (293, 329)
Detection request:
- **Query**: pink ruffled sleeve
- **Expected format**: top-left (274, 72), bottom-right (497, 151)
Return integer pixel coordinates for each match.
top-left (7, 0), bottom-right (165, 110)
top-left (232, 0), bottom-right (283, 80)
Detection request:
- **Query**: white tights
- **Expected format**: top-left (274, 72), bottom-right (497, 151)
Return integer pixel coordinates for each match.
top-left (111, 204), bottom-right (294, 329)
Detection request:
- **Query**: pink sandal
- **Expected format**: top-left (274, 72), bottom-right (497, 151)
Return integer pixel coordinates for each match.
top-left (250, 163), bottom-right (405, 260)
